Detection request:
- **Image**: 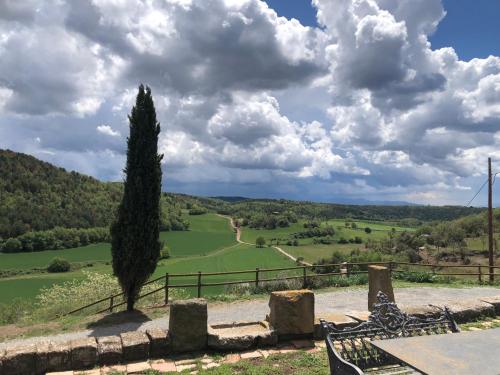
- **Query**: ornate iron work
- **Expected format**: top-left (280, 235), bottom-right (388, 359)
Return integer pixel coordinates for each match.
top-left (321, 291), bottom-right (460, 375)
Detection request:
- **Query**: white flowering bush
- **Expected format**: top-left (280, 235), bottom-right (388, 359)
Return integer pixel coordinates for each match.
top-left (35, 271), bottom-right (187, 318)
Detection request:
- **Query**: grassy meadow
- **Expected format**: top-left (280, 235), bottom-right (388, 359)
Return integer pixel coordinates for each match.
top-left (239, 218), bottom-right (414, 264)
top-left (0, 213), bottom-right (297, 303)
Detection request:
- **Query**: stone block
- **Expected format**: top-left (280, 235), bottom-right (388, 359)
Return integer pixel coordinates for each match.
top-left (0, 348), bottom-right (4, 375)
top-left (120, 331), bottom-right (150, 362)
top-left (314, 313), bottom-right (358, 339)
top-left (446, 299), bottom-right (495, 323)
top-left (208, 321), bottom-right (277, 351)
top-left (146, 328), bottom-right (170, 358)
top-left (480, 295), bottom-right (500, 315)
top-left (97, 335), bottom-right (122, 365)
top-left (35, 341), bottom-right (51, 375)
top-left (70, 337), bottom-right (98, 370)
top-left (268, 290), bottom-right (314, 338)
top-left (47, 341), bottom-right (71, 372)
top-left (401, 304), bottom-right (444, 319)
top-left (169, 298), bottom-right (208, 352)
top-left (3, 344), bottom-right (37, 375)
top-left (368, 265), bottom-right (394, 311)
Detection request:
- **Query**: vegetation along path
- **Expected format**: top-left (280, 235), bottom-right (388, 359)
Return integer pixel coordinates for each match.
top-left (1, 286), bottom-right (499, 349)
top-left (217, 214), bottom-right (313, 266)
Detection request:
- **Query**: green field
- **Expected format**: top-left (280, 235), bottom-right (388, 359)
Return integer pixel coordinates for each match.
top-left (0, 243), bottom-right (111, 270)
top-left (240, 219), bottom-right (411, 245)
top-left (160, 214), bottom-right (236, 257)
top-left (0, 214), bottom-right (294, 303)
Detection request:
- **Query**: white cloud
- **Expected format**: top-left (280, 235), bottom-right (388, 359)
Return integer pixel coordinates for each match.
top-left (1, 0), bottom-right (500, 204)
top-left (97, 125), bottom-right (121, 137)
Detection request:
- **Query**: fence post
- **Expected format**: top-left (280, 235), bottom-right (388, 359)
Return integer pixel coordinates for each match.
top-left (197, 271), bottom-right (202, 298)
top-left (255, 268), bottom-right (260, 289)
top-left (109, 296), bottom-right (114, 313)
top-left (303, 266), bottom-right (307, 288)
top-left (346, 262), bottom-right (350, 277)
top-left (478, 266), bottom-right (482, 284)
top-left (164, 273), bottom-right (169, 305)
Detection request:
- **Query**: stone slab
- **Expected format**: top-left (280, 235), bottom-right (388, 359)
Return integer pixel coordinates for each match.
top-left (268, 290), bottom-right (314, 337)
top-left (120, 331), bottom-right (150, 362)
top-left (445, 299), bottom-right (495, 323)
top-left (368, 265), bottom-right (394, 311)
top-left (314, 313), bottom-right (358, 339)
top-left (70, 337), bottom-right (98, 370)
top-left (480, 295), bottom-right (500, 315)
top-left (401, 304), bottom-right (444, 319)
top-left (169, 298), bottom-right (208, 353)
top-left (97, 336), bottom-right (122, 365)
top-left (47, 341), bottom-right (71, 372)
top-left (35, 341), bottom-right (51, 375)
top-left (126, 361), bottom-right (151, 373)
top-left (208, 321), bottom-right (277, 351)
top-left (151, 359), bottom-right (176, 372)
top-left (146, 328), bottom-right (169, 358)
top-left (3, 344), bottom-right (37, 375)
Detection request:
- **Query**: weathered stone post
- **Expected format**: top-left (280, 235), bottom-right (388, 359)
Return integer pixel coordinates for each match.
top-left (368, 265), bottom-right (394, 311)
top-left (268, 290), bottom-right (314, 339)
top-left (169, 298), bottom-right (208, 352)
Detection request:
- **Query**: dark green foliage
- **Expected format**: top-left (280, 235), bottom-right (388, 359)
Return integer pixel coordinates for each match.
top-left (0, 227), bottom-right (109, 253)
top-left (364, 227), bottom-right (372, 233)
top-left (256, 236), bottom-right (266, 247)
top-left (188, 206), bottom-right (208, 215)
top-left (47, 257), bottom-right (71, 273)
top-left (393, 270), bottom-right (436, 283)
top-left (111, 85), bottom-right (163, 311)
top-left (0, 149), bottom-right (122, 238)
top-left (291, 226), bottom-right (335, 239)
top-left (3, 238), bottom-right (22, 252)
top-left (224, 199), bottom-right (484, 226)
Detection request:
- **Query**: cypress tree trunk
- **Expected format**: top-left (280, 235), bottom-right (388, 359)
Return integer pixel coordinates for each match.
top-left (111, 85), bottom-right (163, 312)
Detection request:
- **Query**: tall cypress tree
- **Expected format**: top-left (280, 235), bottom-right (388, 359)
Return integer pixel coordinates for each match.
top-left (111, 84), bottom-right (163, 311)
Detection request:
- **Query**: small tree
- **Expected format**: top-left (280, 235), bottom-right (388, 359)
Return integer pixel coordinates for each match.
top-left (256, 237), bottom-right (266, 248)
top-left (111, 85), bottom-right (163, 311)
top-left (364, 227), bottom-right (372, 234)
top-left (47, 257), bottom-right (71, 273)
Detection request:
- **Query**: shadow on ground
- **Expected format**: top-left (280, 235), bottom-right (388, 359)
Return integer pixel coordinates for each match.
top-left (87, 310), bottom-right (152, 337)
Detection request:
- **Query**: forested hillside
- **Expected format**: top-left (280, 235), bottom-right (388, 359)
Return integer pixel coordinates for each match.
top-left (0, 150), bottom-right (189, 244)
top-left (0, 149), bottom-right (122, 238)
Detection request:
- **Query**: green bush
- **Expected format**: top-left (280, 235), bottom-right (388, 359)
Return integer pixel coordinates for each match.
top-left (0, 298), bottom-right (33, 324)
top-left (47, 257), bottom-right (71, 273)
top-left (393, 270), bottom-right (436, 283)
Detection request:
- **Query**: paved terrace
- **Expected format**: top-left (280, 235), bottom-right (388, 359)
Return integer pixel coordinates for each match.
top-left (1, 286), bottom-right (499, 349)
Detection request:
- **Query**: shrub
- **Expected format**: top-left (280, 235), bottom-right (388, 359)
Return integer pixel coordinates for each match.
top-left (34, 271), bottom-right (187, 318)
top-left (2, 238), bottom-right (22, 253)
top-left (47, 257), bottom-right (71, 273)
top-left (364, 227), bottom-right (372, 234)
top-left (0, 298), bottom-right (33, 324)
top-left (188, 206), bottom-right (208, 215)
top-left (159, 248), bottom-right (170, 260)
top-left (393, 270), bottom-right (436, 283)
top-left (256, 237), bottom-right (266, 248)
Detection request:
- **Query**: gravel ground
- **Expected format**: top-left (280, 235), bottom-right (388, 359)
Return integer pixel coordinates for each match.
top-left (1, 286), bottom-right (499, 349)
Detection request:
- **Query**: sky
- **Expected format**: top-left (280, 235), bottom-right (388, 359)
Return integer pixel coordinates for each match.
top-left (1, 0), bottom-right (500, 206)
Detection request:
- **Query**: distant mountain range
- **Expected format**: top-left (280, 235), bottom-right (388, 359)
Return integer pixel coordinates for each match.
top-left (212, 195), bottom-right (420, 206)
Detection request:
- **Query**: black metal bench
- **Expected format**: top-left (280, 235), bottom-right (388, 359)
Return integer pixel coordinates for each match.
top-left (320, 292), bottom-right (460, 375)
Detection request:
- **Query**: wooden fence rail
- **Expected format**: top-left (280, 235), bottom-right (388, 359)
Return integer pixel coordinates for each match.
top-left (58, 261), bottom-right (499, 318)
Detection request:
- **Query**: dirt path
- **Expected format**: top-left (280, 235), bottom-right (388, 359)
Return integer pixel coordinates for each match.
top-left (216, 214), bottom-right (312, 266)
top-left (2, 286), bottom-right (499, 349)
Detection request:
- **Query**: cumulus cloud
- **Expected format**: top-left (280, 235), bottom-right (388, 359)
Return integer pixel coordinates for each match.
top-left (1, 0), bottom-right (500, 204)
top-left (97, 125), bottom-right (121, 137)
